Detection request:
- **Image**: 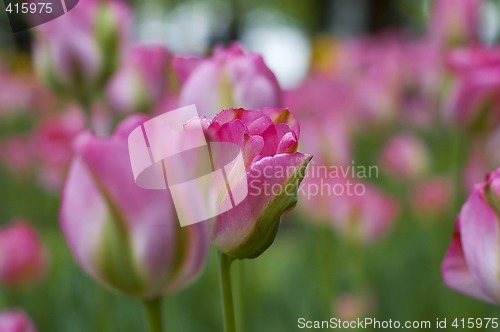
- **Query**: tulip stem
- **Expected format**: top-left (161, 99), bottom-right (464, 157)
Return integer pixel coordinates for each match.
top-left (218, 251), bottom-right (236, 332)
top-left (143, 298), bottom-right (163, 332)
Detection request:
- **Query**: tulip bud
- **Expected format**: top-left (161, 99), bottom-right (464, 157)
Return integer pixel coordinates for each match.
top-left (429, 0), bottom-right (481, 47)
top-left (0, 310), bottom-right (37, 332)
top-left (380, 133), bottom-right (429, 180)
top-left (106, 46), bottom-right (170, 114)
top-left (0, 221), bottom-right (46, 288)
top-left (444, 47), bottom-right (500, 131)
top-left (60, 115), bottom-right (209, 299)
top-left (34, 106), bottom-right (85, 192)
top-left (205, 107), bottom-right (312, 259)
top-left (333, 292), bottom-right (375, 321)
top-left (284, 76), bottom-right (353, 166)
top-left (33, 0), bottom-right (131, 100)
top-left (411, 177), bottom-right (453, 217)
top-left (329, 183), bottom-right (399, 244)
top-left (179, 43), bottom-right (282, 117)
top-left (442, 168), bottom-right (500, 303)
top-left (0, 137), bottom-right (32, 176)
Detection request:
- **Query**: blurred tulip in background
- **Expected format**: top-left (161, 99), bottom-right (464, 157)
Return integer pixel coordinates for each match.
top-left (0, 221), bottom-right (46, 288)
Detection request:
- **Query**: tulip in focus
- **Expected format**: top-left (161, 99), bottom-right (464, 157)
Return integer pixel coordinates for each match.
top-left (442, 168), bottom-right (500, 304)
top-left (106, 46), bottom-right (170, 114)
top-left (204, 107), bottom-right (312, 259)
top-left (34, 0), bottom-right (131, 102)
top-left (60, 115), bottom-right (209, 299)
top-left (0, 221), bottom-right (46, 288)
top-left (380, 133), bottom-right (429, 180)
top-left (179, 43), bottom-right (282, 117)
top-left (0, 310), bottom-right (37, 332)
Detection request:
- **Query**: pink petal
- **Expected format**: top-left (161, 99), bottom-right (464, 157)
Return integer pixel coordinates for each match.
top-left (442, 220), bottom-right (496, 303)
top-left (459, 184), bottom-right (500, 302)
top-left (212, 153), bottom-right (312, 257)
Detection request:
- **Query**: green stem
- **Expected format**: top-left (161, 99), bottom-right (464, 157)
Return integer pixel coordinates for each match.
top-left (233, 260), bottom-right (245, 332)
top-left (218, 251), bottom-right (236, 332)
top-left (79, 94), bottom-right (93, 130)
top-left (143, 298), bottom-right (163, 332)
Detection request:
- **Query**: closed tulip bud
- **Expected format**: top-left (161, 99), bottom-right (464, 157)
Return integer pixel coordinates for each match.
top-left (205, 107), bottom-right (312, 259)
top-left (429, 0), bottom-right (481, 47)
top-left (0, 221), bottom-right (46, 288)
top-left (60, 115), bottom-right (210, 299)
top-left (0, 310), bottom-right (37, 332)
top-left (34, 0), bottom-right (131, 100)
top-left (179, 43), bottom-right (282, 117)
top-left (34, 106), bottom-right (85, 192)
top-left (411, 177), bottom-right (453, 217)
top-left (380, 133), bottom-right (429, 180)
top-left (444, 47), bottom-right (500, 131)
top-left (106, 46), bottom-right (170, 114)
top-left (330, 184), bottom-right (399, 244)
top-left (442, 168), bottom-right (500, 303)
top-left (333, 292), bottom-right (376, 321)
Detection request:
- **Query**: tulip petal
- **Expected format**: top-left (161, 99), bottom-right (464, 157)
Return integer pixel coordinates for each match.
top-left (262, 107), bottom-right (300, 138)
top-left (259, 124), bottom-right (280, 156)
top-left (277, 132), bottom-right (298, 154)
top-left (242, 134), bottom-right (264, 167)
top-left (213, 153), bottom-right (313, 259)
top-left (442, 219), bottom-right (497, 303)
top-left (162, 223), bottom-right (210, 294)
top-left (459, 185), bottom-right (500, 302)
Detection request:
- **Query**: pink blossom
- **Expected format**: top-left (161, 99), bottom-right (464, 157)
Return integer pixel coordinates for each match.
top-left (380, 133), bottom-right (429, 180)
top-left (204, 107), bottom-right (312, 259)
top-left (442, 168), bottom-right (500, 303)
top-left (429, 0), bottom-right (481, 46)
top-left (60, 115), bottom-right (209, 298)
top-left (106, 45), bottom-right (170, 114)
top-left (0, 310), bottom-right (37, 332)
top-left (179, 43), bottom-right (282, 118)
top-left (0, 221), bottom-right (46, 288)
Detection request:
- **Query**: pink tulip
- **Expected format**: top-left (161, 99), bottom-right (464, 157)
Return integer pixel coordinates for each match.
top-left (33, 0), bottom-right (131, 98)
top-left (204, 107), bottom-right (312, 259)
top-left (171, 55), bottom-right (204, 86)
top-left (106, 45), bottom-right (170, 114)
top-left (380, 133), bottom-right (429, 180)
top-left (333, 292), bottom-right (375, 321)
top-left (0, 137), bottom-right (33, 176)
top-left (444, 47), bottom-right (500, 129)
top-left (333, 36), bottom-right (407, 127)
top-left (0, 221), bottom-right (46, 288)
top-left (442, 168), bottom-right (500, 303)
top-left (178, 43), bottom-right (282, 118)
top-left (0, 67), bottom-right (51, 116)
top-left (464, 143), bottom-right (490, 190)
top-left (301, 182), bottom-right (399, 245)
top-left (60, 115), bottom-right (209, 298)
top-left (0, 310), bottom-right (37, 332)
top-left (429, 0), bottom-right (481, 46)
top-left (284, 75), bottom-right (353, 166)
top-left (329, 183), bottom-right (399, 244)
top-left (33, 106), bottom-right (85, 192)
top-left (411, 177), bottom-right (453, 217)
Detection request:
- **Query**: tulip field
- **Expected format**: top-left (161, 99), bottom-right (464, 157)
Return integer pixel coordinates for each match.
top-left (2, 0), bottom-right (500, 331)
